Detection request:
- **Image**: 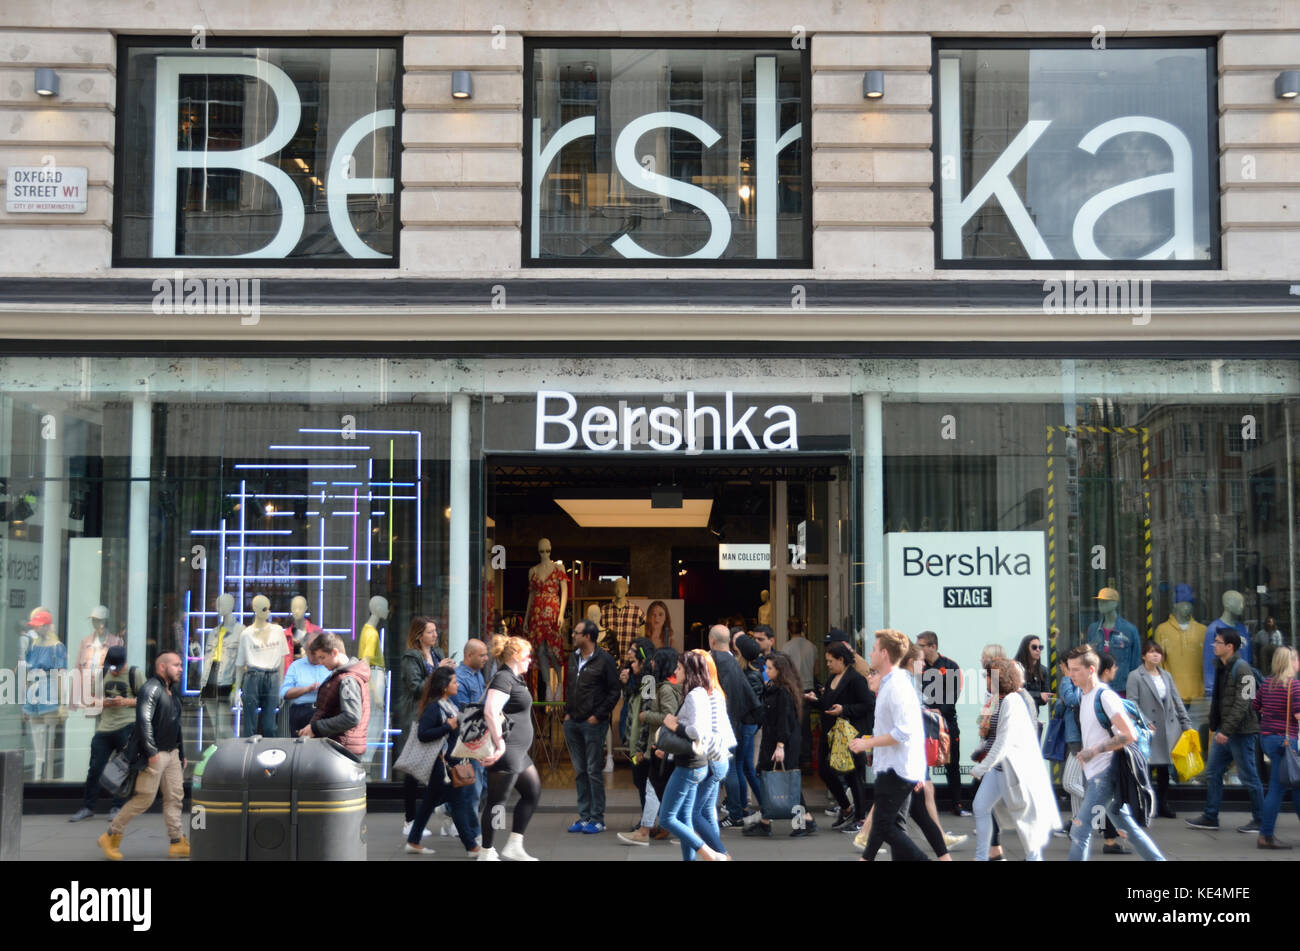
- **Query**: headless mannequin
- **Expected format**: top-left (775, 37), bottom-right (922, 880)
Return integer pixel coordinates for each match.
top-left (525, 538), bottom-right (566, 701)
top-left (757, 589), bottom-right (772, 627)
top-left (359, 596), bottom-right (388, 752)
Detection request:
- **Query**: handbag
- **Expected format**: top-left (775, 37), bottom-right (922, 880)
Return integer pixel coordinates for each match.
top-left (1277, 684), bottom-right (1300, 789)
top-left (1170, 728), bottom-right (1204, 782)
top-left (394, 718), bottom-right (442, 783)
top-left (828, 717), bottom-right (859, 773)
top-left (98, 747), bottom-right (141, 799)
top-left (450, 701), bottom-right (511, 761)
top-left (1042, 710), bottom-right (1067, 762)
top-left (447, 758), bottom-right (477, 788)
top-left (654, 725), bottom-right (696, 758)
top-left (759, 764), bottom-right (802, 820)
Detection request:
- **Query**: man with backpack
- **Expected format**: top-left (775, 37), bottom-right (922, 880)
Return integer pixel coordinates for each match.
top-left (1185, 629), bottom-right (1265, 833)
top-left (70, 646), bottom-right (144, 822)
top-left (1065, 644), bottom-right (1165, 861)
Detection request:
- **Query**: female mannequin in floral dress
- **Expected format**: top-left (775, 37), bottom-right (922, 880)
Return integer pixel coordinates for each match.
top-left (524, 538), bottom-right (567, 700)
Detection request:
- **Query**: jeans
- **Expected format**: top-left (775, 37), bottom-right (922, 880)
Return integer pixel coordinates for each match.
top-left (241, 668), bottom-right (280, 738)
top-left (408, 762), bottom-right (480, 850)
top-left (1204, 732), bottom-right (1264, 823)
top-left (863, 770), bottom-right (929, 862)
top-left (1068, 766), bottom-right (1165, 861)
top-left (82, 725), bottom-right (134, 810)
top-left (694, 758), bottom-right (729, 854)
top-left (1260, 734), bottom-right (1300, 837)
top-left (724, 724), bottom-right (759, 821)
top-left (659, 763), bottom-right (708, 861)
top-left (974, 769), bottom-right (1038, 861)
top-left (563, 718), bottom-right (608, 823)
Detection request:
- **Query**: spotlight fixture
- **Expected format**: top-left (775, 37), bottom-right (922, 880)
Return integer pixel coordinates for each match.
top-left (863, 69), bottom-right (884, 100)
top-left (1277, 70), bottom-right (1300, 100)
top-left (35, 68), bottom-right (59, 97)
top-left (452, 70), bottom-right (473, 100)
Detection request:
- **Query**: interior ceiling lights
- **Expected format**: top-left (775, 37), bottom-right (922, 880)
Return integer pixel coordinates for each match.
top-left (554, 497), bottom-right (714, 529)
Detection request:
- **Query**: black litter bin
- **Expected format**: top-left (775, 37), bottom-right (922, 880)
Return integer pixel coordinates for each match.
top-left (191, 736), bottom-right (367, 861)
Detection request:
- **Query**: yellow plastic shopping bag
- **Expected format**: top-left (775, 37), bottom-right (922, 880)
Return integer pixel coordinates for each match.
top-left (1171, 728), bottom-right (1204, 782)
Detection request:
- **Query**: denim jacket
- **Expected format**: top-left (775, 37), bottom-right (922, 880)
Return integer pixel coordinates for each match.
top-left (1054, 675), bottom-right (1083, 746)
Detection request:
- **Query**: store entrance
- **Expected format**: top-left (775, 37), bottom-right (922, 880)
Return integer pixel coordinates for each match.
top-left (479, 454), bottom-right (853, 671)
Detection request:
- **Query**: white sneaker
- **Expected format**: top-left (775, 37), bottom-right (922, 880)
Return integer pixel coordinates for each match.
top-left (943, 831), bottom-right (969, 851)
top-left (401, 820), bottom-right (432, 838)
top-left (743, 811), bottom-right (763, 828)
top-left (501, 833), bottom-right (538, 862)
top-left (439, 817), bottom-right (454, 837)
top-left (477, 847), bottom-right (500, 861)
top-left (403, 842), bottom-right (436, 855)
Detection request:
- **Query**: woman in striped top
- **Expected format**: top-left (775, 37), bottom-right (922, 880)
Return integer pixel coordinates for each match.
top-left (1252, 646), bottom-right (1300, 850)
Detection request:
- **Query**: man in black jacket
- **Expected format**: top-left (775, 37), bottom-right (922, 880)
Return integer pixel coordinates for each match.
top-left (917, 631), bottom-right (969, 817)
top-left (563, 619), bottom-right (620, 833)
top-left (709, 624), bottom-right (761, 824)
top-left (99, 652), bottom-right (188, 860)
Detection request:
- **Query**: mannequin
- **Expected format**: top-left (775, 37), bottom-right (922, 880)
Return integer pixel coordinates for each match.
top-left (285, 595), bottom-right (323, 673)
top-left (525, 538), bottom-right (567, 701)
top-left (599, 576), bottom-right (644, 663)
top-left (200, 594), bottom-right (243, 739)
top-left (1154, 583), bottom-right (1207, 702)
top-left (756, 589), bottom-right (772, 627)
top-left (24, 616), bottom-right (67, 780)
top-left (358, 595), bottom-right (388, 742)
top-left (235, 594), bottom-right (286, 737)
top-left (1084, 586), bottom-right (1140, 696)
top-left (585, 603), bottom-right (607, 648)
top-left (74, 606), bottom-right (116, 710)
top-left (1202, 590), bottom-right (1250, 697)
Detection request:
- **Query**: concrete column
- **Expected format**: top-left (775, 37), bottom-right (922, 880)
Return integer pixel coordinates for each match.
top-left (126, 397), bottom-right (150, 669)
top-left (448, 393), bottom-right (470, 657)
top-left (862, 392), bottom-right (884, 639)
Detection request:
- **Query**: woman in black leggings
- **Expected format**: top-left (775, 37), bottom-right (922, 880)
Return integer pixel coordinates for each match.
top-left (478, 636), bottom-right (541, 862)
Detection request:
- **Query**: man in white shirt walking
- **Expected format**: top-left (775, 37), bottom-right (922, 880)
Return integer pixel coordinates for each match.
top-left (1066, 644), bottom-right (1165, 861)
top-left (849, 628), bottom-right (930, 861)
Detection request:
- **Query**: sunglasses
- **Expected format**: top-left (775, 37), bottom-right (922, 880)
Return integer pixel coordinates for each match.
top-left (1029, 644), bottom-right (1042, 651)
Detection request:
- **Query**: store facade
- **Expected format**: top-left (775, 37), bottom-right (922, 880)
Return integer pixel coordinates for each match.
top-left (1, 4), bottom-right (1298, 787)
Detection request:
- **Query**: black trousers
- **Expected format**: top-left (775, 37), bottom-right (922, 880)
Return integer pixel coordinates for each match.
top-left (863, 770), bottom-right (929, 862)
top-left (818, 743), bottom-right (869, 821)
top-left (941, 730), bottom-right (964, 811)
top-left (81, 724), bottom-right (134, 810)
top-left (1151, 764), bottom-right (1172, 813)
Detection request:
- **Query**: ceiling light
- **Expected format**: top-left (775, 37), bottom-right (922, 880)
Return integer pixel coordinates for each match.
top-left (555, 497), bottom-right (713, 528)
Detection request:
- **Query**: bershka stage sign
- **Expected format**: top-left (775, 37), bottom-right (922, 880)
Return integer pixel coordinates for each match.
top-left (886, 531), bottom-right (1048, 769)
top-left (7, 166), bottom-right (87, 213)
top-left (718, 544), bottom-right (771, 571)
top-left (534, 390), bottom-right (798, 453)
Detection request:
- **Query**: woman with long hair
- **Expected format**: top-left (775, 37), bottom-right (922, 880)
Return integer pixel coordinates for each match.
top-left (687, 648), bottom-right (735, 857)
top-left (618, 638), bottom-right (660, 845)
top-left (1014, 634), bottom-right (1052, 713)
top-left (970, 657), bottom-right (1060, 860)
top-left (403, 666), bottom-right (481, 856)
top-left (809, 640), bottom-right (874, 833)
top-left (477, 636), bottom-right (541, 861)
top-left (745, 651), bottom-right (817, 838)
top-left (618, 647), bottom-right (681, 846)
top-left (395, 616), bottom-right (445, 836)
top-left (1253, 646), bottom-right (1300, 849)
top-left (657, 651), bottom-right (729, 861)
top-left (972, 643), bottom-right (1007, 859)
top-left (643, 600), bottom-right (673, 649)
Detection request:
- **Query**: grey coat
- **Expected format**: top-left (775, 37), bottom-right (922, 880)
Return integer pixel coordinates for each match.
top-left (1125, 666), bottom-right (1192, 765)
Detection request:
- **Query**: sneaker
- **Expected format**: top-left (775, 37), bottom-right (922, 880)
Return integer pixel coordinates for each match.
top-left (742, 822), bottom-right (772, 837)
top-left (1258, 835), bottom-right (1293, 850)
top-left (404, 843), bottom-right (437, 855)
top-left (790, 820), bottom-right (818, 837)
top-left (402, 819), bottom-right (433, 838)
top-left (824, 805), bottom-right (843, 819)
top-left (168, 837), bottom-right (190, 859)
top-left (943, 831), bottom-right (970, 850)
top-left (1102, 841), bottom-right (1131, 855)
top-left (742, 811), bottom-right (763, 828)
top-left (1052, 828), bottom-right (1071, 839)
top-left (69, 807), bottom-right (94, 823)
top-left (720, 816), bottom-right (743, 829)
top-left (617, 827), bottom-right (651, 846)
top-left (581, 821), bottom-right (606, 834)
top-left (841, 820), bottom-right (863, 835)
top-left (953, 807), bottom-right (973, 818)
top-left (1185, 814), bottom-right (1219, 830)
top-left (477, 847), bottom-right (500, 861)
top-left (1236, 820), bottom-right (1261, 834)
top-left (501, 834), bottom-right (539, 861)
top-left (567, 819), bottom-right (587, 833)
top-left (830, 812), bottom-right (851, 831)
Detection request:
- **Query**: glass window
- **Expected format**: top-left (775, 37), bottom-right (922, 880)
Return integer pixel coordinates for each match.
top-left (936, 41), bottom-right (1217, 266)
top-left (527, 43), bottom-right (809, 265)
top-left (115, 40), bottom-right (399, 264)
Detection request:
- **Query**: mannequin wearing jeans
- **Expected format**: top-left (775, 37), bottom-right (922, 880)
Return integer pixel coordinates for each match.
top-left (236, 595), bottom-right (286, 737)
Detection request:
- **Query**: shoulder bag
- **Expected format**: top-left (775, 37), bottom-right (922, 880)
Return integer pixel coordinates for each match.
top-left (394, 715), bottom-right (445, 784)
top-left (1278, 682), bottom-right (1300, 789)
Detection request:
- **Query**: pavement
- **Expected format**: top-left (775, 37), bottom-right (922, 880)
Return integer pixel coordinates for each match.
top-left (20, 785), bottom-right (1300, 862)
